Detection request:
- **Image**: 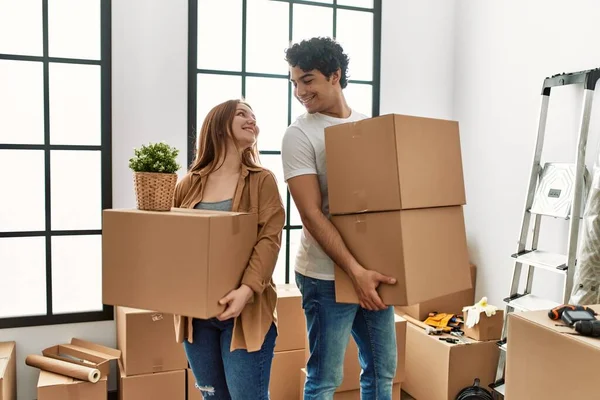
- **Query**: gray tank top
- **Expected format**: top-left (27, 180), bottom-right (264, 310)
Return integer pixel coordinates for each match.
top-left (193, 198), bottom-right (233, 212)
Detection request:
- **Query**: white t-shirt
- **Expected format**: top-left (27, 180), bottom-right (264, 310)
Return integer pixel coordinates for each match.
top-left (281, 110), bottom-right (368, 280)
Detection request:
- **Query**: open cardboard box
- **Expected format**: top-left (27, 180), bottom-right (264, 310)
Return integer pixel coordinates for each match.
top-left (42, 338), bottom-right (120, 378)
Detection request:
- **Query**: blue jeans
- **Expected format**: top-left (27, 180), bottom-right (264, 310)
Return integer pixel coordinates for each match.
top-left (184, 317), bottom-right (277, 400)
top-left (296, 272), bottom-right (397, 400)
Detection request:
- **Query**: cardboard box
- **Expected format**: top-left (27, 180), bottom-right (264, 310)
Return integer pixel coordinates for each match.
top-left (275, 284), bottom-right (306, 352)
top-left (187, 369), bottom-right (202, 400)
top-left (42, 338), bottom-right (120, 379)
top-left (0, 342), bottom-right (16, 400)
top-left (102, 208), bottom-right (257, 319)
top-left (37, 371), bottom-right (107, 400)
top-left (333, 206), bottom-right (471, 306)
top-left (463, 309), bottom-right (503, 342)
top-left (325, 114), bottom-right (465, 215)
top-left (505, 305), bottom-right (600, 399)
top-left (396, 264), bottom-right (477, 320)
top-left (270, 350), bottom-right (305, 400)
top-left (118, 360), bottom-right (185, 400)
top-left (304, 314), bottom-right (406, 392)
top-left (299, 369), bottom-right (402, 399)
top-left (402, 322), bottom-right (499, 400)
top-left (116, 306), bottom-right (188, 376)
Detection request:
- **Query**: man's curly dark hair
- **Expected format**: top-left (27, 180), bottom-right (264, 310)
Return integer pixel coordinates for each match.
top-left (285, 37), bottom-right (350, 89)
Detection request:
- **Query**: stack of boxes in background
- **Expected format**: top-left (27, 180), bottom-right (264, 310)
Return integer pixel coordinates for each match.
top-left (324, 114), bottom-right (473, 307)
top-left (116, 307), bottom-right (188, 399)
top-left (0, 342), bottom-right (16, 400)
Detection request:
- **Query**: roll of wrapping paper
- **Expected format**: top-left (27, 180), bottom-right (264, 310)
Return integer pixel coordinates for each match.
top-left (25, 354), bottom-right (101, 383)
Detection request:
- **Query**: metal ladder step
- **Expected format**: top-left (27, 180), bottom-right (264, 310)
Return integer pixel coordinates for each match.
top-left (511, 250), bottom-right (568, 273)
top-left (503, 293), bottom-right (561, 312)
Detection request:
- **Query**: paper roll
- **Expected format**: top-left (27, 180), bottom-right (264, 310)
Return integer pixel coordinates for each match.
top-left (25, 354), bottom-right (101, 383)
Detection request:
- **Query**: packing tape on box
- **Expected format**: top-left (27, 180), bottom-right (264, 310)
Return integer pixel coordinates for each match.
top-left (353, 190), bottom-right (368, 212)
top-left (26, 354), bottom-right (101, 383)
top-left (152, 358), bottom-right (164, 373)
top-left (354, 214), bottom-right (367, 233)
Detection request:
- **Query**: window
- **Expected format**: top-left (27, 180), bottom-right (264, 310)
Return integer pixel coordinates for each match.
top-left (0, 0), bottom-right (112, 328)
top-left (188, 0), bottom-right (382, 284)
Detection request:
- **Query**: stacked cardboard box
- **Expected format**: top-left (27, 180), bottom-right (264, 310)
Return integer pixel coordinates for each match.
top-left (324, 114), bottom-right (472, 306)
top-left (0, 342), bottom-right (16, 400)
top-left (301, 313), bottom-right (407, 398)
top-left (35, 338), bottom-right (120, 400)
top-left (504, 305), bottom-right (600, 399)
top-left (102, 209), bottom-right (258, 319)
top-left (270, 285), bottom-right (307, 400)
top-left (116, 307), bottom-right (188, 399)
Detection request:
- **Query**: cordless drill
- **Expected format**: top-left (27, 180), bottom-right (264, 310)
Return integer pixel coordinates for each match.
top-left (575, 320), bottom-right (600, 337)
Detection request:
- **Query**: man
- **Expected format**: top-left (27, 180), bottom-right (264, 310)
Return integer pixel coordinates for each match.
top-left (281, 37), bottom-right (398, 400)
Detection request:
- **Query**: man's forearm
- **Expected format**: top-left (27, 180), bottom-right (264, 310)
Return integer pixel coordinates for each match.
top-left (302, 210), bottom-right (363, 279)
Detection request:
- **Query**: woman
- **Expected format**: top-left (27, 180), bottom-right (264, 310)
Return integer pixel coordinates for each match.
top-left (173, 99), bottom-right (285, 400)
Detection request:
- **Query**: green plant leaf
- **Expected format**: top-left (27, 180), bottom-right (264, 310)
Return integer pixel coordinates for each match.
top-left (128, 141), bottom-right (181, 173)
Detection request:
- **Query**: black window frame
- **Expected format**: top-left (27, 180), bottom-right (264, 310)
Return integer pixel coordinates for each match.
top-left (0, 0), bottom-right (113, 329)
top-left (188, 0), bottom-right (382, 284)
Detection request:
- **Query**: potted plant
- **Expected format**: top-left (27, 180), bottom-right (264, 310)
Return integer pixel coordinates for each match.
top-left (128, 141), bottom-right (181, 211)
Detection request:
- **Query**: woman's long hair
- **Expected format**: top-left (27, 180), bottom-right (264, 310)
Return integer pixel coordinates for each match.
top-left (189, 99), bottom-right (261, 174)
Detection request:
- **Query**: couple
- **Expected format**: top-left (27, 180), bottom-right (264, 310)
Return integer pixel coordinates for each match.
top-left (173, 37), bottom-right (398, 400)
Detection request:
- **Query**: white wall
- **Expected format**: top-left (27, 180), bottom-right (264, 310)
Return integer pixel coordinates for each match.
top-left (454, 0), bottom-right (600, 307)
top-left (0, 1), bottom-right (189, 398)
top-left (380, 0), bottom-right (456, 120)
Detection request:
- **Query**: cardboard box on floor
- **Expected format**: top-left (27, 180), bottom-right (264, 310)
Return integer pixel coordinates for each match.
top-left (42, 338), bottom-right (120, 379)
top-left (270, 349), bottom-right (305, 400)
top-left (332, 206), bottom-right (472, 306)
top-left (37, 371), bottom-right (107, 400)
top-left (116, 306), bottom-right (188, 376)
top-left (396, 264), bottom-right (477, 321)
top-left (118, 360), bottom-right (185, 400)
top-left (325, 114), bottom-right (465, 215)
top-left (0, 342), bottom-right (16, 400)
top-left (505, 305), bottom-right (600, 399)
top-left (303, 314), bottom-right (407, 393)
top-left (102, 208), bottom-right (257, 319)
top-left (274, 284), bottom-right (305, 352)
top-left (401, 322), bottom-right (499, 400)
top-left (299, 369), bottom-right (402, 400)
top-left (187, 369), bottom-right (202, 400)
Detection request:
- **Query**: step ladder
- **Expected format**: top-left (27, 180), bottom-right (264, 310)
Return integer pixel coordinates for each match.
top-left (489, 68), bottom-right (600, 399)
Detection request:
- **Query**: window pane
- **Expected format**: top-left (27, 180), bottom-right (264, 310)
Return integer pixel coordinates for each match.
top-left (338, 0), bottom-right (374, 8)
top-left (336, 9), bottom-right (373, 81)
top-left (196, 74), bottom-right (242, 140)
top-left (292, 4), bottom-right (333, 43)
top-left (48, 0), bottom-right (101, 60)
top-left (49, 63), bottom-right (101, 145)
top-left (0, 150), bottom-right (45, 232)
top-left (52, 235), bottom-right (102, 314)
top-left (197, 0), bottom-right (242, 71)
top-left (246, 0), bottom-right (289, 75)
top-left (245, 77), bottom-right (288, 151)
top-left (51, 150), bottom-right (102, 230)
top-left (289, 190), bottom-right (302, 226)
top-left (0, 237), bottom-right (47, 318)
top-left (0, 0), bottom-right (42, 56)
top-left (344, 83), bottom-right (372, 117)
top-left (273, 232), bottom-right (286, 285)
top-left (0, 60), bottom-right (44, 145)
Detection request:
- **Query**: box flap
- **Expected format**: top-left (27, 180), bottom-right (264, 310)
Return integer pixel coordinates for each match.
top-left (105, 208), bottom-right (248, 217)
top-left (38, 370), bottom-right (77, 387)
top-left (70, 338), bottom-right (121, 360)
top-left (0, 341), bottom-right (15, 379)
top-left (512, 305), bottom-right (600, 350)
top-left (0, 358), bottom-right (7, 378)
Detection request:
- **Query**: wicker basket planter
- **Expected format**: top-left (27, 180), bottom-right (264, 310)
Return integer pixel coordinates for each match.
top-left (128, 142), bottom-right (181, 212)
top-left (133, 171), bottom-right (177, 211)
